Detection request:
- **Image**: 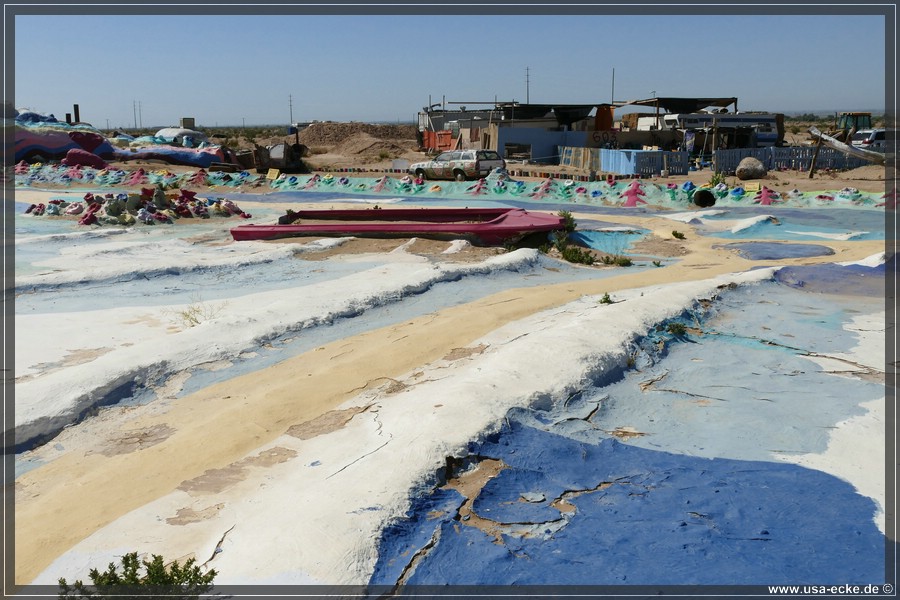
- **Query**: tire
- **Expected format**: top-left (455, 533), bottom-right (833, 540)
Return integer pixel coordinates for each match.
top-left (454, 170), bottom-right (467, 182)
top-left (692, 189), bottom-right (716, 208)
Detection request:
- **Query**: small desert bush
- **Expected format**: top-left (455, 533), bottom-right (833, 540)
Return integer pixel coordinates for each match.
top-left (560, 245), bottom-right (595, 265)
top-left (707, 171), bottom-right (727, 187)
top-left (58, 552), bottom-right (216, 599)
top-left (667, 322), bottom-right (687, 336)
top-left (167, 295), bottom-right (227, 328)
top-left (600, 255), bottom-right (631, 267)
top-left (557, 210), bottom-right (577, 233)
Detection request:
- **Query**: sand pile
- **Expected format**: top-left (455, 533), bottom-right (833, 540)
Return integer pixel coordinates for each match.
top-left (296, 122), bottom-right (420, 164)
top-left (332, 132), bottom-right (413, 158)
top-left (299, 122), bottom-right (417, 147)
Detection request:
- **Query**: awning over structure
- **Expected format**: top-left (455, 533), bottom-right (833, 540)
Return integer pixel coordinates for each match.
top-left (495, 103), bottom-right (597, 127)
top-left (608, 97), bottom-right (739, 113)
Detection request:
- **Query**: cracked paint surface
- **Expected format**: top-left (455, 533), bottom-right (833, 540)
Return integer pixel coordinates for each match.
top-left (373, 426), bottom-right (885, 586)
top-left (370, 262), bottom-right (888, 586)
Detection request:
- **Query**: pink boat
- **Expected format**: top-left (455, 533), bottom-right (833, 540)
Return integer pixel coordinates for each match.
top-left (230, 207), bottom-right (565, 246)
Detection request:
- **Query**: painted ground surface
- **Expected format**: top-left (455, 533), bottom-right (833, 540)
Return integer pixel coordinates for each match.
top-left (371, 271), bottom-right (888, 587)
top-left (10, 173), bottom-right (893, 596)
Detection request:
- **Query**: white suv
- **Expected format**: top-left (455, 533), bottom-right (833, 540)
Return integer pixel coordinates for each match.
top-left (409, 149), bottom-right (506, 181)
top-left (850, 129), bottom-right (886, 152)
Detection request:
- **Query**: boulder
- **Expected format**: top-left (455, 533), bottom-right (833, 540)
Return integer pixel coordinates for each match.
top-left (735, 157), bottom-right (767, 181)
top-left (61, 148), bottom-right (108, 169)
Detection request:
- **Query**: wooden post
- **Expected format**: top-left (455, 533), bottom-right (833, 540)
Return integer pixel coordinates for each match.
top-left (711, 119), bottom-right (718, 173)
top-left (808, 137), bottom-right (823, 178)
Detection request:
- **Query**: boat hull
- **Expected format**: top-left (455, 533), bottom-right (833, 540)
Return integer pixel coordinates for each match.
top-left (230, 207), bottom-right (565, 246)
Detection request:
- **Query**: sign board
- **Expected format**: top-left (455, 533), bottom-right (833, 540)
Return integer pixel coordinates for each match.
top-left (266, 168), bottom-right (281, 180)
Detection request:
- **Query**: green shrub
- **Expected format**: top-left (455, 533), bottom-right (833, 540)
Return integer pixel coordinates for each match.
top-left (553, 230), bottom-right (569, 250)
top-left (557, 210), bottom-right (577, 232)
top-left (58, 552), bottom-right (216, 599)
top-left (600, 254), bottom-right (631, 267)
top-left (672, 230), bottom-right (686, 240)
top-left (600, 292), bottom-right (613, 304)
top-left (707, 171), bottom-right (726, 187)
top-left (560, 245), bottom-right (595, 265)
top-left (667, 322), bottom-right (687, 336)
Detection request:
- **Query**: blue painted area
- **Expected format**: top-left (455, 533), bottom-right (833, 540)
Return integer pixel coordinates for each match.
top-left (516, 280), bottom-right (884, 463)
top-left (716, 241), bottom-right (835, 260)
top-left (369, 486), bottom-right (466, 585)
top-left (697, 207), bottom-right (884, 242)
top-left (568, 229), bottom-right (647, 255)
top-left (370, 276), bottom-right (887, 586)
top-left (373, 427), bottom-right (885, 586)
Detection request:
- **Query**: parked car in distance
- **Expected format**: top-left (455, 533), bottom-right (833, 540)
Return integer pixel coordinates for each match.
top-left (850, 128), bottom-right (887, 152)
top-left (408, 149), bottom-right (506, 181)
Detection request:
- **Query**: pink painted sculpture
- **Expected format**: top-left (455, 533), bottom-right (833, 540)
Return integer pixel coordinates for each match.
top-left (876, 187), bottom-right (897, 209)
top-left (467, 178), bottom-right (488, 196)
top-left (373, 175), bottom-right (391, 193)
top-left (78, 202), bottom-right (102, 225)
top-left (125, 169), bottom-right (148, 186)
top-left (619, 179), bottom-right (648, 207)
top-left (753, 186), bottom-right (781, 206)
top-left (529, 178), bottom-right (554, 200)
top-left (187, 170), bottom-right (209, 186)
top-left (61, 148), bottom-right (107, 169)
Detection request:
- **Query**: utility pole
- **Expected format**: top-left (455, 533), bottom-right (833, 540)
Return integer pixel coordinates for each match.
top-left (611, 68), bottom-right (615, 104)
top-left (139, 101), bottom-right (143, 128)
top-left (289, 94), bottom-right (294, 124)
top-left (526, 66), bottom-right (530, 104)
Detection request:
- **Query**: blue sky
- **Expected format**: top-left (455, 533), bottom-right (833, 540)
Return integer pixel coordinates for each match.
top-left (13, 11), bottom-right (888, 129)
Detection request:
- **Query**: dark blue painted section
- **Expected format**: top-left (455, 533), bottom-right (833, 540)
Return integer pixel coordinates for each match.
top-left (372, 425), bottom-right (885, 586)
top-left (369, 486), bottom-right (467, 585)
top-left (716, 242), bottom-right (835, 260)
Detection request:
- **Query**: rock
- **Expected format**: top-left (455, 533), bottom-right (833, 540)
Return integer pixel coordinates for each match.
top-left (735, 157), bottom-right (767, 180)
top-left (61, 148), bottom-right (108, 169)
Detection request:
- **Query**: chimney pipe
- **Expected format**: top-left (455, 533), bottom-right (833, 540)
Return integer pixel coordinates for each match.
top-left (73, 104), bottom-right (80, 123)
top-left (65, 113), bottom-right (72, 124)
